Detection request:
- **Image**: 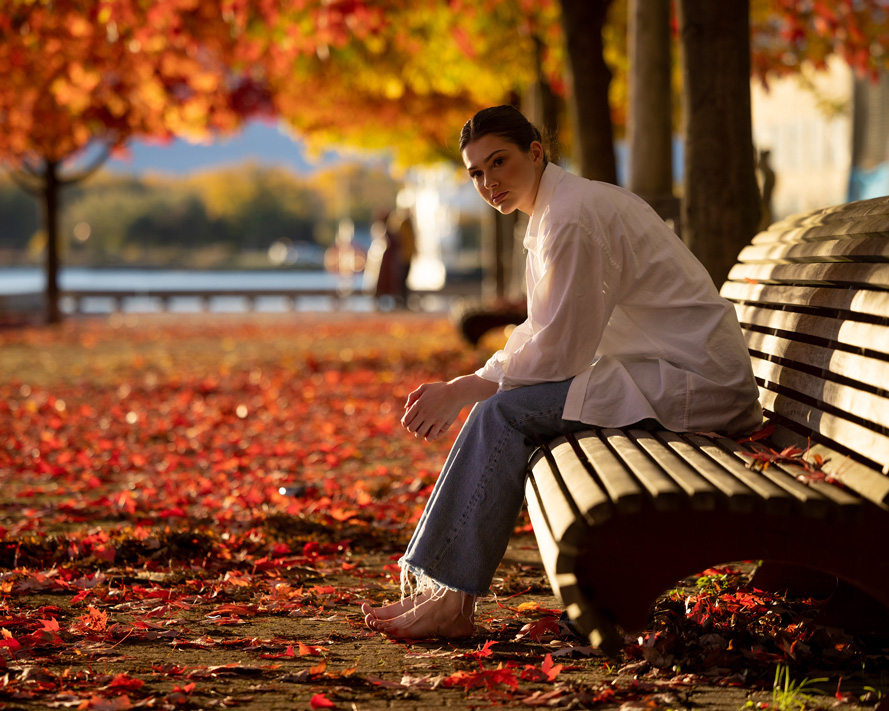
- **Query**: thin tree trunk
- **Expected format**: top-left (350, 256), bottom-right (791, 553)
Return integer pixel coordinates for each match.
top-left (559, 0), bottom-right (617, 183)
top-left (43, 160), bottom-right (62, 324)
top-left (677, 0), bottom-right (760, 285)
top-left (628, 0), bottom-right (677, 224)
top-left (482, 209), bottom-right (518, 302)
top-left (524, 34), bottom-right (562, 162)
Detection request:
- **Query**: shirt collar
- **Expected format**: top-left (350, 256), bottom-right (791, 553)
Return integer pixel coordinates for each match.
top-left (525, 162), bottom-right (563, 246)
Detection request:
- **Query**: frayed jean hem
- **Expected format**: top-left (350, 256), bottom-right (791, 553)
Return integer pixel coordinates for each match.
top-left (397, 557), bottom-right (487, 599)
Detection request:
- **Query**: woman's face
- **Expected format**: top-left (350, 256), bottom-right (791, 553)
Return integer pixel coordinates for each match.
top-left (462, 134), bottom-right (544, 216)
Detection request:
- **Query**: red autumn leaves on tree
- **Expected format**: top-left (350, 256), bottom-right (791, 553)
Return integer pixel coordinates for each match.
top-left (750, 0), bottom-right (889, 84)
top-left (0, 0), bottom-right (389, 165)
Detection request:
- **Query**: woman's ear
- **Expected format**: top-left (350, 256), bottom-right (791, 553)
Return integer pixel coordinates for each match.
top-left (529, 140), bottom-right (544, 165)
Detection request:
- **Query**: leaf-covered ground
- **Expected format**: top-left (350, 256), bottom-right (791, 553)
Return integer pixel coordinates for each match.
top-left (2, 313), bottom-right (888, 711)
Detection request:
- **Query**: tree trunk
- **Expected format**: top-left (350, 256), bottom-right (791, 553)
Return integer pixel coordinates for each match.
top-left (524, 34), bottom-right (562, 163)
top-left (482, 209), bottom-right (519, 302)
top-left (558, 0), bottom-right (617, 183)
top-left (677, 0), bottom-right (760, 285)
top-left (628, 0), bottom-right (678, 226)
top-left (43, 160), bottom-right (62, 324)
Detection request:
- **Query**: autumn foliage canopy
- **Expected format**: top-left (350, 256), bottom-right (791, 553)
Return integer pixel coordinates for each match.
top-left (1, 0), bottom-right (888, 171)
top-left (0, 0), bottom-right (562, 169)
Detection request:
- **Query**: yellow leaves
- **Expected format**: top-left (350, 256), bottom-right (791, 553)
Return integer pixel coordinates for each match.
top-left (363, 33), bottom-right (387, 55)
top-left (69, 62), bottom-right (101, 92)
top-left (49, 64), bottom-right (101, 116)
top-left (382, 76), bottom-right (404, 100)
top-left (141, 34), bottom-right (169, 54)
top-left (138, 78), bottom-right (168, 112)
top-left (67, 14), bottom-right (92, 38)
top-left (72, 123), bottom-right (91, 149)
top-left (190, 71), bottom-right (219, 93)
top-left (180, 98), bottom-right (212, 130)
top-left (106, 93), bottom-right (128, 118)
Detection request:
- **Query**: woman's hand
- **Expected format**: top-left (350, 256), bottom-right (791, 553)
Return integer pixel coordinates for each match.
top-left (402, 375), bottom-right (498, 441)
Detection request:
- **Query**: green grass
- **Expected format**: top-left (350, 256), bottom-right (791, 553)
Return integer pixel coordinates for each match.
top-left (769, 664), bottom-right (828, 711)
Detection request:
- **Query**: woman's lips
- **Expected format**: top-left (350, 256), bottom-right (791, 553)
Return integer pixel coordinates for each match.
top-left (492, 191), bottom-right (507, 205)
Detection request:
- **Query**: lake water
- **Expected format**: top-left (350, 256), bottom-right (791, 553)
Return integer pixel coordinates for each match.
top-left (0, 266), bottom-right (357, 293)
top-left (0, 267), bottom-right (377, 314)
top-left (0, 267), bottom-right (461, 314)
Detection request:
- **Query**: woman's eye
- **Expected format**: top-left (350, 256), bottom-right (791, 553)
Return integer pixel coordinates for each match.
top-left (493, 157), bottom-right (504, 166)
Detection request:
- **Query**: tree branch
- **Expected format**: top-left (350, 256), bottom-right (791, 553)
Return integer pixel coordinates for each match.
top-left (60, 141), bottom-right (114, 186)
top-left (7, 167), bottom-right (45, 197)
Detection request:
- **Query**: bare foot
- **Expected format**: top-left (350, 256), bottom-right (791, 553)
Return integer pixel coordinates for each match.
top-left (361, 590), bottom-right (455, 621)
top-left (361, 593), bottom-right (429, 622)
top-left (363, 588), bottom-right (475, 639)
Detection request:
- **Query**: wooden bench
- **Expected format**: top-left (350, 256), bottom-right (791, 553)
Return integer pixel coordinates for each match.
top-left (524, 195), bottom-right (889, 656)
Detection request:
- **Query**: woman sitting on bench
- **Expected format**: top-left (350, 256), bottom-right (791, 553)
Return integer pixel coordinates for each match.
top-left (362, 105), bottom-right (762, 640)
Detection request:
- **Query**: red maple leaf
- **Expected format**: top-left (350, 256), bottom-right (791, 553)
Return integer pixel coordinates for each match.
top-left (442, 663), bottom-right (519, 691)
top-left (310, 693), bottom-right (336, 709)
top-left (106, 673), bottom-right (145, 691)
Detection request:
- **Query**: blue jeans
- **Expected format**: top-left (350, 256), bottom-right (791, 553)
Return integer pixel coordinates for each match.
top-left (399, 379), bottom-right (589, 596)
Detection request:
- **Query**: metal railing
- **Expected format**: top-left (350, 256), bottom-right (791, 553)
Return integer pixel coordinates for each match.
top-left (61, 287), bottom-right (358, 313)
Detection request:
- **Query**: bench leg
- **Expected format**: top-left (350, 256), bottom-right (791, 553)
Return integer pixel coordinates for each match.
top-left (753, 561), bottom-right (889, 637)
top-left (561, 507), bottom-right (889, 644)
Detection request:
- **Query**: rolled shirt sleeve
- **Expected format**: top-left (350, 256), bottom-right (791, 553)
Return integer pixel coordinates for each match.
top-left (476, 217), bottom-right (619, 391)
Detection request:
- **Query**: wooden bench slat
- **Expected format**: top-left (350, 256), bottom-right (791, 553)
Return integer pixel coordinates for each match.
top-left (750, 355), bottom-right (889, 431)
top-left (735, 303), bottom-right (889, 355)
top-left (655, 432), bottom-right (756, 512)
top-left (747, 429), bottom-right (865, 516)
top-left (762, 198), bottom-right (889, 231)
top-left (805, 481), bottom-right (868, 520)
top-left (528, 447), bottom-right (590, 548)
top-left (738, 235), bottom-right (889, 264)
top-left (525, 460), bottom-right (625, 654)
top-left (524, 473), bottom-right (566, 578)
top-left (569, 432), bottom-right (645, 514)
top-left (721, 282), bottom-right (889, 322)
top-left (628, 429), bottom-right (717, 509)
top-left (751, 219), bottom-right (889, 246)
top-left (599, 429), bottom-right (683, 510)
top-left (737, 443), bottom-right (863, 522)
top-left (758, 387), bottom-right (889, 494)
top-left (742, 331), bottom-right (889, 389)
top-left (550, 439), bottom-right (613, 529)
top-left (717, 437), bottom-right (832, 517)
top-left (684, 434), bottom-right (795, 515)
top-left (759, 422), bottom-right (889, 508)
top-left (727, 262), bottom-right (889, 290)
top-left (525, 477), bottom-right (597, 603)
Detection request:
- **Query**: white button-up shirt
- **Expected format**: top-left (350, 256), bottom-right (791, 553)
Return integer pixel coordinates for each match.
top-left (476, 163), bottom-right (762, 436)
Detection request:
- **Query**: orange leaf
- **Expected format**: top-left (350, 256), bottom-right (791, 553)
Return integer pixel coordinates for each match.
top-left (298, 641), bottom-right (325, 656)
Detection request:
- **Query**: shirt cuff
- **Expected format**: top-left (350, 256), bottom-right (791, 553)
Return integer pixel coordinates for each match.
top-left (476, 355), bottom-right (506, 389)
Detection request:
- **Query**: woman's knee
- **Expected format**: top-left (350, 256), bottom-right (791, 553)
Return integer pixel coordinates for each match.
top-left (474, 391), bottom-right (516, 429)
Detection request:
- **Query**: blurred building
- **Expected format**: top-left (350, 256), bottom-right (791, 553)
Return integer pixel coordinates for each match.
top-left (750, 56), bottom-right (889, 220)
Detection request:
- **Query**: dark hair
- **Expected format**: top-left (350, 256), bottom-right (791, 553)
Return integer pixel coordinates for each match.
top-left (459, 105), bottom-right (548, 164)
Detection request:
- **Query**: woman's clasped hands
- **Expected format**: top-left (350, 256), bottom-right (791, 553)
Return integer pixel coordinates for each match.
top-left (401, 375), bottom-right (499, 442)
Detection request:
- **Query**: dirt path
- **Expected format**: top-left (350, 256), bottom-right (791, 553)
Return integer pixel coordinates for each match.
top-left (1, 313), bottom-right (887, 710)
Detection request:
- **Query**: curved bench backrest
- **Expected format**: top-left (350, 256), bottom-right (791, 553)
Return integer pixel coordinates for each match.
top-left (719, 196), bottom-right (889, 477)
